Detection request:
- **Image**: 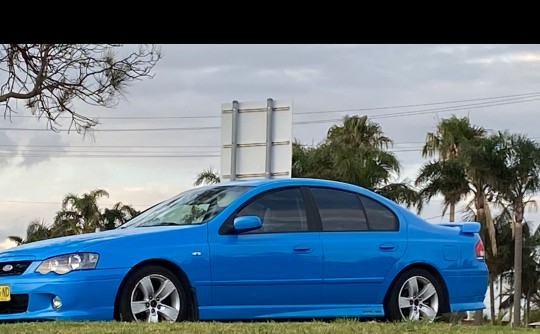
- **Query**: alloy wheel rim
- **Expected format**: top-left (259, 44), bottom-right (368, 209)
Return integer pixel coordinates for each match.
top-left (398, 275), bottom-right (439, 321)
top-left (130, 274), bottom-right (181, 322)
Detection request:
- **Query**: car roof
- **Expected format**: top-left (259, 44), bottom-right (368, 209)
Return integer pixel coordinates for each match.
top-left (220, 178), bottom-right (357, 188)
top-left (214, 178), bottom-right (408, 214)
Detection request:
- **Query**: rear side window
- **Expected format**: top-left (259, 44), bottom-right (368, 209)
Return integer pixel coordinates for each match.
top-left (360, 195), bottom-right (398, 231)
top-left (309, 188), bottom-right (368, 231)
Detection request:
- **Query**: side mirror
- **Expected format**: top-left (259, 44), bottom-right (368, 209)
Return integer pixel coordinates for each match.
top-left (233, 216), bottom-right (262, 233)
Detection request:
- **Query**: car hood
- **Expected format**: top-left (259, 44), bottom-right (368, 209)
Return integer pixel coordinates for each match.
top-left (0, 225), bottom-right (199, 261)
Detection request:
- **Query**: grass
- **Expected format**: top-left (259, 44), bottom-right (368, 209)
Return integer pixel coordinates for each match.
top-left (0, 320), bottom-right (537, 334)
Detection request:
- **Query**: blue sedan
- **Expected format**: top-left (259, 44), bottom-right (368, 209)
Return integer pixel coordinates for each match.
top-left (0, 178), bottom-right (487, 322)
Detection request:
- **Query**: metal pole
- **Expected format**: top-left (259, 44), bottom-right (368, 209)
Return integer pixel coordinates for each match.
top-left (265, 98), bottom-right (274, 179)
top-left (230, 100), bottom-right (239, 181)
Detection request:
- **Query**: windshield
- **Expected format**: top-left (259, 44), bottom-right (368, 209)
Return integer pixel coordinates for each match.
top-left (121, 185), bottom-right (252, 228)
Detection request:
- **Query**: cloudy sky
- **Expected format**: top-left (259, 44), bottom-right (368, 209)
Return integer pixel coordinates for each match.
top-left (2, 44), bottom-right (540, 249)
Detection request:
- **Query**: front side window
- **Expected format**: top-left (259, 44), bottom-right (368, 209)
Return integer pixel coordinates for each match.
top-left (122, 186), bottom-right (252, 228)
top-left (237, 188), bottom-right (308, 233)
top-left (309, 187), bottom-right (368, 231)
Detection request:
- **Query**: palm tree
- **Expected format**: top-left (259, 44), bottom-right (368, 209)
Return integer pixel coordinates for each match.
top-left (324, 115), bottom-right (417, 205)
top-left (54, 189), bottom-right (110, 235)
top-left (292, 115), bottom-right (418, 207)
top-left (7, 236), bottom-right (23, 246)
top-left (422, 115), bottom-right (486, 160)
top-left (194, 167), bottom-right (221, 186)
top-left (467, 206), bottom-right (514, 322)
top-left (8, 190), bottom-right (140, 243)
top-left (521, 225), bottom-right (540, 326)
top-left (292, 141), bottom-right (333, 179)
top-left (327, 115), bottom-right (393, 150)
top-left (418, 115), bottom-right (485, 221)
top-left (419, 116), bottom-right (493, 323)
top-left (51, 210), bottom-right (83, 237)
top-left (375, 180), bottom-right (419, 209)
top-left (491, 209), bottom-right (515, 316)
top-left (466, 206), bottom-right (540, 324)
top-left (462, 134), bottom-right (511, 324)
top-left (101, 202), bottom-right (139, 230)
top-left (415, 160), bottom-right (469, 222)
top-left (463, 135), bottom-right (506, 258)
top-left (419, 117), bottom-right (501, 283)
top-left (8, 219), bottom-right (51, 245)
top-left (25, 219), bottom-right (52, 243)
top-left (493, 132), bottom-right (540, 327)
top-left (292, 141), bottom-right (312, 178)
top-left (325, 115), bottom-right (400, 189)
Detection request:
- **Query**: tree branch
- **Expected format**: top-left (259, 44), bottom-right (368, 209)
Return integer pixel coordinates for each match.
top-left (0, 44), bottom-right (162, 132)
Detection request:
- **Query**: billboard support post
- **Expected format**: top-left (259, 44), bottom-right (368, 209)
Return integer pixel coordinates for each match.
top-left (265, 98), bottom-right (274, 179)
top-left (230, 100), bottom-right (239, 182)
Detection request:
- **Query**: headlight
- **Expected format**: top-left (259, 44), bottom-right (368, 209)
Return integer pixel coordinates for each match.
top-left (36, 253), bottom-right (99, 275)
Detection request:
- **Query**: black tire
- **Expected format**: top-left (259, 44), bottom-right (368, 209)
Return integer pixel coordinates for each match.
top-left (118, 265), bottom-right (188, 322)
top-left (384, 268), bottom-right (446, 322)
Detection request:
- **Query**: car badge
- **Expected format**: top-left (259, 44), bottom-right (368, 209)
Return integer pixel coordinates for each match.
top-left (2, 264), bottom-right (13, 272)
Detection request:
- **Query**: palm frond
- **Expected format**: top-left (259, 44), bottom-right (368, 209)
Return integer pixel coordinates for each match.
top-left (194, 167), bottom-right (221, 186)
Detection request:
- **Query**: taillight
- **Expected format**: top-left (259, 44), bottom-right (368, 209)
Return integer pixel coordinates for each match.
top-left (475, 239), bottom-right (485, 259)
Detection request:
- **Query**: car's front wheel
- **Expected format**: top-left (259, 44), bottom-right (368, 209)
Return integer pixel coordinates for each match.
top-left (385, 268), bottom-right (445, 322)
top-left (118, 265), bottom-right (188, 322)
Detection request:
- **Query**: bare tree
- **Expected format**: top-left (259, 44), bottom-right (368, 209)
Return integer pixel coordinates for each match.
top-left (0, 44), bottom-right (162, 132)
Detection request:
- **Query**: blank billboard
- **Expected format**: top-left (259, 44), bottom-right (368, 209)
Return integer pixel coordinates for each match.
top-left (220, 99), bottom-right (292, 182)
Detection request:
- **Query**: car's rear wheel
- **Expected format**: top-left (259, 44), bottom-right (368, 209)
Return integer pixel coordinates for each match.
top-left (385, 268), bottom-right (445, 322)
top-left (118, 265), bottom-right (188, 322)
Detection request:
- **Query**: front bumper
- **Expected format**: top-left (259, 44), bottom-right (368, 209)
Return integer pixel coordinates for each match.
top-left (0, 261), bottom-right (128, 321)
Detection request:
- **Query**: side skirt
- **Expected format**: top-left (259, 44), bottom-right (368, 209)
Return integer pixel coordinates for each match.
top-left (198, 305), bottom-right (384, 320)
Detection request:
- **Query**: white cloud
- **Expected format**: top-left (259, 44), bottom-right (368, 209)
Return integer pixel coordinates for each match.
top-left (0, 130), bottom-right (17, 166)
top-left (433, 45), bottom-right (473, 54)
top-left (467, 52), bottom-right (540, 65)
top-left (0, 239), bottom-right (17, 250)
top-left (256, 68), bottom-right (321, 82)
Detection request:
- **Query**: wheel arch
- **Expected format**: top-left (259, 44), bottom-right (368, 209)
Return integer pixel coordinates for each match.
top-left (383, 263), bottom-right (451, 314)
top-left (113, 258), bottom-right (198, 321)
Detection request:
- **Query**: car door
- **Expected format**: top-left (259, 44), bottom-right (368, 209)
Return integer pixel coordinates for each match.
top-left (307, 187), bottom-right (407, 306)
top-left (209, 187), bottom-right (323, 312)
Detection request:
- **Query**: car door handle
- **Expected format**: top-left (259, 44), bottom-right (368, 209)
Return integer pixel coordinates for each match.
top-left (294, 244), bottom-right (313, 252)
top-left (379, 243), bottom-right (397, 251)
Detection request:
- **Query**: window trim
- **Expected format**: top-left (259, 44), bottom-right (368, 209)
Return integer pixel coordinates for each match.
top-left (219, 186), bottom-right (315, 235)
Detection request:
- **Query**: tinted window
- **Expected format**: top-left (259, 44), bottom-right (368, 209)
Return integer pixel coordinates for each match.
top-left (310, 188), bottom-right (368, 231)
top-left (237, 188), bottom-right (308, 233)
top-left (360, 196), bottom-right (398, 231)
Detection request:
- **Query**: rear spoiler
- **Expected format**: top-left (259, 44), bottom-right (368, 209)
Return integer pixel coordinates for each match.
top-left (438, 222), bottom-right (481, 234)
